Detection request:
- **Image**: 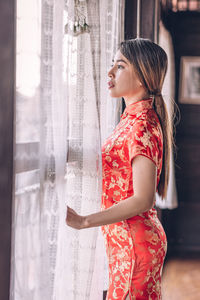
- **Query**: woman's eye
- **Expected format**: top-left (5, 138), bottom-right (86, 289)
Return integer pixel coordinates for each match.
top-left (109, 64), bottom-right (124, 69)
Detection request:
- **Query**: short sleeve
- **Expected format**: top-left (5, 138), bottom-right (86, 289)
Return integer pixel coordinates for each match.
top-left (127, 119), bottom-right (162, 167)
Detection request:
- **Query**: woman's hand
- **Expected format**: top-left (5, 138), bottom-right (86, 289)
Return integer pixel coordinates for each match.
top-left (66, 206), bottom-right (87, 230)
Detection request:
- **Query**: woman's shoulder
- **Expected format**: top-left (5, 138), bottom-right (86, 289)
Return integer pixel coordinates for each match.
top-left (131, 108), bottom-right (160, 128)
top-left (128, 108), bottom-right (163, 143)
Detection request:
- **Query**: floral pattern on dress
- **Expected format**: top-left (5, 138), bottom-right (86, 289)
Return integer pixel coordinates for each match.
top-left (101, 99), bottom-right (167, 300)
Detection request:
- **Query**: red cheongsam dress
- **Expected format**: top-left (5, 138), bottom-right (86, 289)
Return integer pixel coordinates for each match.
top-left (101, 98), bottom-right (167, 300)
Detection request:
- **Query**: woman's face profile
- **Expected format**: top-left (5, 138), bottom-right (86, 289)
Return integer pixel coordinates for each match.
top-left (107, 50), bottom-right (143, 100)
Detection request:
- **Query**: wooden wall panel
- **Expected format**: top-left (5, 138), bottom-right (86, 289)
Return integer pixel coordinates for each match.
top-left (163, 203), bottom-right (200, 253)
top-left (125, 0), bottom-right (158, 41)
top-left (177, 105), bottom-right (200, 138)
top-left (124, 0), bottom-right (137, 39)
top-left (176, 140), bottom-right (200, 204)
top-left (140, 0), bottom-right (156, 41)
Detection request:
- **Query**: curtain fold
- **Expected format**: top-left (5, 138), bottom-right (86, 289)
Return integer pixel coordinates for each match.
top-left (12, 0), bottom-right (125, 299)
top-left (156, 20), bottom-right (178, 209)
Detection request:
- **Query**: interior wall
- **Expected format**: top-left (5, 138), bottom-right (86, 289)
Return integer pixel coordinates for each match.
top-left (162, 10), bottom-right (200, 255)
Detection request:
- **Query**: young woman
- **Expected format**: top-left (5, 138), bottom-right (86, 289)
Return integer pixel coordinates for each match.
top-left (66, 38), bottom-right (172, 300)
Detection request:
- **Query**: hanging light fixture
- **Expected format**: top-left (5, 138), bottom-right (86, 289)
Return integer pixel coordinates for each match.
top-left (65, 0), bottom-right (90, 36)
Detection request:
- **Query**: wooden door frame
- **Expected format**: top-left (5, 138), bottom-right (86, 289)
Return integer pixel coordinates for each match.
top-left (0, 0), bottom-right (15, 299)
top-left (125, 0), bottom-right (160, 41)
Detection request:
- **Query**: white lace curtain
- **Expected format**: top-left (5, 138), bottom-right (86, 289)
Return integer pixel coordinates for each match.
top-left (11, 0), bottom-right (124, 299)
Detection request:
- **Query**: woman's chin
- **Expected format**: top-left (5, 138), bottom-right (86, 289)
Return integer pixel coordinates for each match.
top-left (108, 89), bottom-right (119, 98)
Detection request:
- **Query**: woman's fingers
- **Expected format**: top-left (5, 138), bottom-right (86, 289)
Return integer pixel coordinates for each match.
top-left (66, 206), bottom-right (72, 224)
top-left (67, 206), bottom-right (78, 216)
top-left (66, 206), bottom-right (83, 229)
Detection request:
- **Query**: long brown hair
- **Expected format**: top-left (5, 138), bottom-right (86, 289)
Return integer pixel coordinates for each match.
top-left (119, 38), bottom-right (172, 199)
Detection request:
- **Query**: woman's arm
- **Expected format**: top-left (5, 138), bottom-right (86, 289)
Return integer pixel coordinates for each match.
top-left (66, 155), bottom-right (157, 229)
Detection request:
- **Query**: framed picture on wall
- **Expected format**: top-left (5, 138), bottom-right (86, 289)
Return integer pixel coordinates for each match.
top-left (179, 56), bottom-right (200, 104)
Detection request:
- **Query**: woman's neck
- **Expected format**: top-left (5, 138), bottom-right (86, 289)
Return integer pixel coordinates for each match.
top-left (124, 92), bottom-right (150, 107)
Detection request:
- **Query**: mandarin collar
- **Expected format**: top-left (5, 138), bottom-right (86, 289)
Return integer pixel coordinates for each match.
top-left (124, 98), bottom-right (153, 116)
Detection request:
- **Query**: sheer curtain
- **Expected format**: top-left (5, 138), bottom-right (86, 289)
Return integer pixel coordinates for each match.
top-left (11, 0), bottom-right (124, 299)
top-left (54, 0), bottom-right (124, 298)
top-left (11, 1), bottom-right (67, 299)
top-left (156, 20), bottom-right (178, 209)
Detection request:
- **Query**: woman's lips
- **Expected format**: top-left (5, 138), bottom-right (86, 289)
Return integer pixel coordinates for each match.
top-left (108, 81), bottom-right (115, 89)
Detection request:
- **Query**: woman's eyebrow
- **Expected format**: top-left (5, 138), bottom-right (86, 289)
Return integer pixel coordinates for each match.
top-left (112, 59), bottom-right (128, 64)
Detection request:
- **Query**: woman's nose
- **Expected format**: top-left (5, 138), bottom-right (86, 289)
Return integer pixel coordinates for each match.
top-left (108, 66), bottom-right (114, 78)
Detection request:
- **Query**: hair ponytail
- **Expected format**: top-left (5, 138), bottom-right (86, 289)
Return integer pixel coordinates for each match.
top-left (153, 94), bottom-right (172, 198)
